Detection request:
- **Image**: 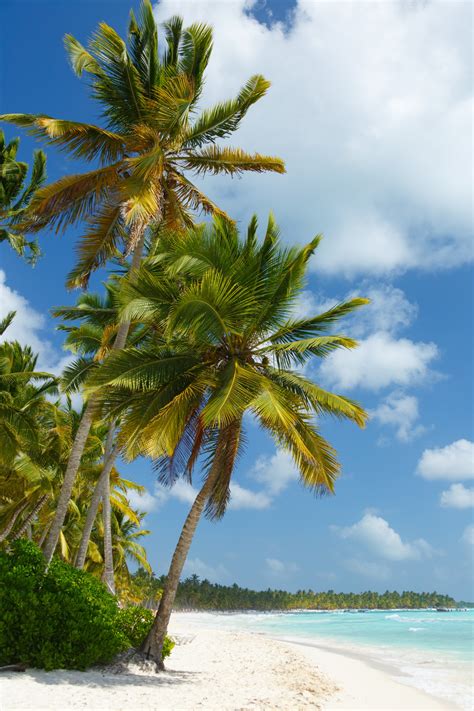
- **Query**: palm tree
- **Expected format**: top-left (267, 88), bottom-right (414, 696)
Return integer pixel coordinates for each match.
top-left (54, 282), bottom-right (149, 586)
top-left (0, 130), bottom-right (46, 263)
top-left (88, 215), bottom-right (368, 665)
top-left (0, 331), bottom-right (57, 469)
top-left (1, 0), bottom-right (284, 564)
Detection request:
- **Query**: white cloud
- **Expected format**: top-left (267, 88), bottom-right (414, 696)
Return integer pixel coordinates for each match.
top-left (371, 391), bottom-right (425, 442)
top-left (154, 0), bottom-right (472, 276)
top-left (417, 440), bottom-right (474, 481)
top-left (228, 482), bottom-right (272, 510)
top-left (344, 558), bottom-right (391, 581)
top-left (332, 512), bottom-right (435, 561)
top-left (166, 479), bottom-right (198, 505)
top-left (126, 487), bottom-right (165, 514)
top-left (440, 484), bottom-right (474, 509)
top-left (182, 557), bottom-right (229, 583)
top-left (461, 524), bottom-right (474, 546)
top-left (0, 269), bottom-right (72, 374)
top-left (348, 284), bottom-right (418, 337)
top-left (265, 557), bottom-right (299, 575)
top-left (291, 290), bottom-right (336, 321)
top-left (320, 331), bottom-right (438, 391)
top-left (139, 448), bottom-right (298, 515)
top-left (265, 557), bottom-right (285, 573)
top-left (252, 449), bottom-right (298, 495)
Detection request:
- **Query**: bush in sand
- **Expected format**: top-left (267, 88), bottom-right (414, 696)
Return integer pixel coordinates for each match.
top-left (0, 540), bottom-right (173, 670)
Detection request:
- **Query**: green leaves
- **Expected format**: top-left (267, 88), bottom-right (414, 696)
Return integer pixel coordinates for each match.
top-left (202, 361), bottom-right (262, 427)
top-left (262, 335), bottom-right (358, 368)
top-left (0, 128), bottom-right (46, 264)
top-left (168, 268), bottom-right (258, 342)
top-left (180, 146), bottom-right (286, 176)
top-left (269, 298), bottom-right (370, 345)
top-left (183, 75), bottom-right (271, 148)
top-left (0, 116), bottom-right (124, 165)
top-left (2, 3), bottom-right (284, 286)
top-left (85, 215), bottom-right (368, 513)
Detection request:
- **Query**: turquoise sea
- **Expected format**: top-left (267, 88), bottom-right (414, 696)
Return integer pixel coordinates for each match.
top-left (184, 609), bottom-right (474, 709)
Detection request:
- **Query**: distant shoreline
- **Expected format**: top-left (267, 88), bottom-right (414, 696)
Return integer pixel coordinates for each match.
top-left (173, 606), bottom-right (470, 613)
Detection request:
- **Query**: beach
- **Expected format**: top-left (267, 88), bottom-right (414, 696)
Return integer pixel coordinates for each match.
top-left (1, 612), bottom-right (458, 711)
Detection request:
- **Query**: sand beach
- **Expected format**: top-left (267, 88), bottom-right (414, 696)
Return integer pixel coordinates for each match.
top-left (1, 613), bottom-right (458, 711)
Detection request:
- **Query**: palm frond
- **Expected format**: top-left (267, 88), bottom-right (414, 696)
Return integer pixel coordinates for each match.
top-left (0, 115), bottom-right (125, 164)
top-left (24, 163), bottom-right (122, 233)
top-left (183, 75), bottom-right (270, 148)
top-left (180, 146), bottom-right (285, 176)
top-left (269, 298), bottom-right (370, 345)
top-left (66, 201), bottom-right (124, 289)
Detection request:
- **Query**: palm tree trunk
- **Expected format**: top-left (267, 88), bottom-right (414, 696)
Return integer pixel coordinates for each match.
top-left (0, 500), bottom-right (29, 542)
top-left (74, 434), bottom-right (118, 570)
top-left (42, 399), bottom-right (97, 563)
top-left (101, 442), bottom-right (116, 594)
top-left (42, 228), bottom-right (146, 564)
top-left (37, 522), bottom-right (50, 549)
top-left (11, 495), bottom-right (48, 542)
top-left (140, 423), bottom-right (238, 668)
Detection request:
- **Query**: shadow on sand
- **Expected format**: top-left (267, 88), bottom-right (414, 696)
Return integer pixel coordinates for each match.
top-left (5, 667), bottom-right (199, 690)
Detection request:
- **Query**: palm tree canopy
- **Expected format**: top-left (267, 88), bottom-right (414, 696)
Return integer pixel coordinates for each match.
top-left (0, 129), bottom-right (46, 262)
top-left (0, 0), bottom-right (284, 288)
top-left (87, 216), bottom-right (369, 519)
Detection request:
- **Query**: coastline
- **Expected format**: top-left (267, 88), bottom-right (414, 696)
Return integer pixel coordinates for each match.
top-left (1, 612), bottom-right (461, 710)
top-left (280, 637), bottom-right (458, 710)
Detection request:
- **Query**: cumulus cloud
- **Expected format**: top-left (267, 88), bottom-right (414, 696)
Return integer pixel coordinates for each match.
top-left (461, 524), bottom-right (474, 546)
top-left (126, 488), bottom-right (165, 514)
top-left (291, 290), bottom-right (336, 321)
top-left (348, 284), bottom-right (418, 337)
top-left (320, 331), bottom-right (438, 391)
top-left (0, 269), bottom-right (72, 374)
top-left (228, 482), bottom-right (272, 510)
top-left (183, 557), bottom-right (229, 583)
top-left (134, 450), bottom-right (297, 514)
top-left (416, 440), bottom-right (474, 481)
top-left (371, 391), bottom-right (425, 442)
top-left (154, 0), bottom-right (472, 276)
top-left (252, 449), bottom-right (299, 496)
top-left (123, 480), bottom-right (197, 514)
top-left (265, 557), bottom-right (299, 575)
top-left (440, 484), bottom-right (474, 509)
top-left (166, 479), bottom-right (198, 505)
top-left (332, 512), bottom-right (435, 561)
top-left (309, 285), bottom-right (437, 416)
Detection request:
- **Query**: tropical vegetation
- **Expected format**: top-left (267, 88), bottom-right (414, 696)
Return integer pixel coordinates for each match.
top-left (0, 0), bottom-right (284, 570)
top-left (0, 540), bottom-right (173, 670)
top-left (128, 571), bottom-right (458, 611)
top-left (86, 215), bottom-right (368, 664)
top-left (0, 0), bottom-right (430, 677)
top-left (0, 313), bottom-right (151, 591)
top-left (0, 129), bottom-right (46, 263)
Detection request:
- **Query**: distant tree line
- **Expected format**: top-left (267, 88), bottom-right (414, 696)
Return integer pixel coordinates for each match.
top-left (126, 569), bottom-right (457, 610)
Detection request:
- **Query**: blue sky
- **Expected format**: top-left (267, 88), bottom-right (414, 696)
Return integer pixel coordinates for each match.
top-left (1, 0), bottom-right (473, 599)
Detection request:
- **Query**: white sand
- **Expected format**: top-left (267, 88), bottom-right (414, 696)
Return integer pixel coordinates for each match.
top-left (0, 613), bottom-right (457, 710)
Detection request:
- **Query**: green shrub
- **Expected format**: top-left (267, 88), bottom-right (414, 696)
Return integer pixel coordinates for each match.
top-left (118, 605), bottom-right (175, 659)
top-left (0, 537), bottom-right (44, 666)
top-left (0, 540), bottom-right (128, 670)
top-left (117, 605), bottom-right (154, 648)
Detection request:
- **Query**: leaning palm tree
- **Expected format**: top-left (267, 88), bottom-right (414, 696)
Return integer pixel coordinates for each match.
top-left (54, 281), bottom-right (148, 585)
top-left (1, 0), bottom-right (284, 563)
top-left (0, 130), bottom-right (46, 263)
top-left (88, 215), bottom-right (368, 666)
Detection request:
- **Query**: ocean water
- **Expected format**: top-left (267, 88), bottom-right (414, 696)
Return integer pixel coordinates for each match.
top-left (181, 609), bottom-right (474, 709)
